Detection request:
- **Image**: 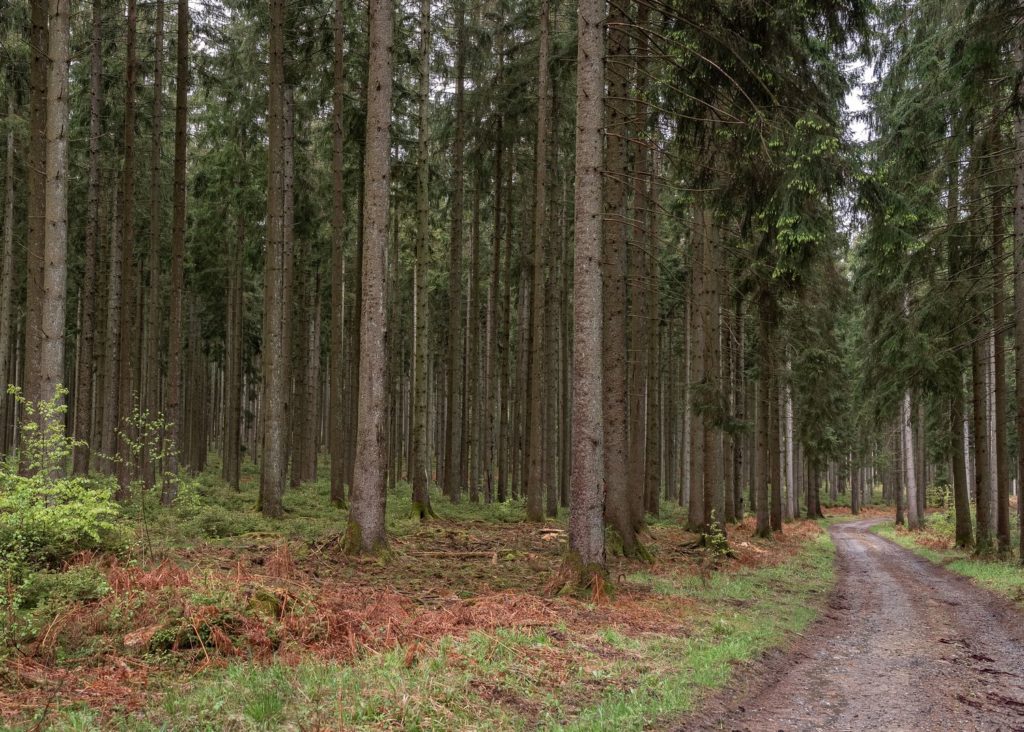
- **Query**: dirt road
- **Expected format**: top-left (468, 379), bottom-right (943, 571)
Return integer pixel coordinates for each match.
top-left (681, 519), bottom-right (1024, 732)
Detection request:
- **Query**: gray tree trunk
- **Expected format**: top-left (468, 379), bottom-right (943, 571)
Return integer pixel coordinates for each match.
top-left (1013, 37), bottom-right (1024, 564)
top-left (411, 0), bottom-right (433, 518)
top-left (329, 0), bottom-right (347, 506)
top-left (163, 0), bottom-right (187, 499)
top-left (259, 0), bottom-right (288, 517)
top-left (72, 0), bottom-right (103, 474)
top-left (565, 0), bottom-right (606, 582)
top-left (344, 0), bottom-right (393, 553)
top-left (40, 0), bottom-right (70, 417)
top-left (526, 0), bottom-right (551, 522)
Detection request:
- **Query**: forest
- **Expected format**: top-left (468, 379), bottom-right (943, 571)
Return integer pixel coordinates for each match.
top-left (0, 0), bottom-right (1023, 728)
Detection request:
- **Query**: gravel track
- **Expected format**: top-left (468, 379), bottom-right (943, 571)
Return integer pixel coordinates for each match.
top-left (677, 518), bottom-right (1024, 732)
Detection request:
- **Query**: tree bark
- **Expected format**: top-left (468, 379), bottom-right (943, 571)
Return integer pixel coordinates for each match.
top-left (443, 0), bottom-right (467, 503)
top-left (223, 210), bottom-right (244, 490)
top-left (329, 0), bottom-right (347, 506)
top-left (259, 0), bottom-right (288, 517)
top-left (114, 0), bottom-right (140, 499)
top-left (768, 343), bottom-right (783, 529)
top-left (0, 94), bottom-right (14, 454)
top-left (144, 0), bottom-right (165, 490)
top-left (163, 0), bottom-right (187, 500)
top-left (950, 392), bottom-right (973, 547)
top-left (785, 375), bottom-right (796, 518)
top-left (971, 196), bottom-right (993, 552)
top-left (344, 0), bottom-right (393, 553)
top-left (702, 211), bottom-right (724, 536)
top-left (72, 0), bottom-right (103, 474)
top-left (990, 174), bottom-right (1010, 554)
top-left (101, 177), bottom-right (122, 475)
top-left (903, 389), bottom-right (921, 530)
top-left (411, 0), bottom-right (433, 519)
top-left (39, 0), bottom-right (70, 416)
top-left (754, 376), bottom-right (769, 536)
top-left (1013, 36), bottom-right (1024, 564)
top-left (602, 0), bottom-right (634, 552)
top-left (525, 0), bottom-right (551, 522)
top-left (565, 0), bottom-right (607, 583)
top-left (22, 0), bottom-right (48, 419)
top-left (485, 131), bottom-right (503, 503)
top-left (687, 217), bottom-right (705, 532)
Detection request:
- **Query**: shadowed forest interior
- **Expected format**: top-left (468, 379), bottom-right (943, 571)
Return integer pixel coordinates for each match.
top-left (1, 0), bottom-right (1023, 728)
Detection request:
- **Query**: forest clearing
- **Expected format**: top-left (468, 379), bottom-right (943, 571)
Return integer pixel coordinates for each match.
top-left (2, 0), bottom-right (1024, 727)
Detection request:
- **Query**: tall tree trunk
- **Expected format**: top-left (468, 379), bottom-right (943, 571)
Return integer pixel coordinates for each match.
top-left (22, 0), bottom-right (47, 419)
top-left (903, 389), bottom-right (921, 530)
top-left (443, 0), bottom-right (467, 503)
top-left (560, 180), bottom-right (572, 510)
top-left (329, 0), bottom-right (347, 506)
top-left (722, 294), bottom-right (735, 523)
top-left (850, 452), bottom-right (860, 516)
top-left (754, 375), bottom-right (769, 535)
top-left (72, 0), bottom-right (103, 473)
top-left (785, 375), bottom-right (796, 518)
top-left (565, 0), bottom-right (606, 583)
top-left (0, 95), bottom-right (14, 450)
top-left (469, 151), bottom-right (484, 504)
top-left (101, 179), bottom-right (122, 474)
top-left (950, 393), bottom-right (972, 547)
top-left (280, 88), bottom-right (296, 481)
top-left (40, 0), bottom-right (70, 418)
top-left (768, 343), bottom-right (783, 529)
top-left (289, 242), bottom-right (311, 488)
top-left (259, 0), bottom-right (288, 517)
top-left (223, 211), bottom-right (243, 490)
top-left (344, 157), bottom-right (364, 490)
top-left (734, 298), bottom-right (745, 519)
top-left (626, 33), bottom-right (650, 530)
top-left (143, 0), bottom-right (165, 490)
top-left (485, 131), bottom-right (503, 504)
top-left (115, 0), bottom-right (139, 499)
top-left (602, 0), bottom-right (634, 551)
top-left (991, 175), bottom-right (1010, 554)
top-left (1014, 37), bottom-right (1024, 564)
top-left (702, 212), bottom-right (724, 536)
top-left (496, 144), bottom-right (512, 502)
top-left (687, 219), bottom-right (705, 532)
top-left (526, 0), bottom-right (551, 522)
top-left (971, 197), bottom-right (993, 552)
top-left (344, 0), bottom-right (393, 553)
top-left (643, 157), bottom-right (661, 519)
top-left (163, 0), bottom-right (187, 501)
top-left (411, 0), bottom-right (433, 518)
top-left (894, 424), bottom-right (905, 524)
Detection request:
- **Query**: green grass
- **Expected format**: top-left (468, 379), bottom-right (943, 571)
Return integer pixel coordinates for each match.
top-left (573, 533), bottom-right (835, 731)
top-left (872, 514), bottom-right (1024, 605)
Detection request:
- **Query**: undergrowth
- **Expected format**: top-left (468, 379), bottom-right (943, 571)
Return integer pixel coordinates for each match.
top-left (1, 413), bottom-right (837, 731)
top-left (8, 530), bottom-right (834, 731)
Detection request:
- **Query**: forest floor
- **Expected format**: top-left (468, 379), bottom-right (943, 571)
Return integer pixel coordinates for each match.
top-left (677, 517), bottom-right (1024, 732)
top-left (2, 461), bottom-right (843, 731)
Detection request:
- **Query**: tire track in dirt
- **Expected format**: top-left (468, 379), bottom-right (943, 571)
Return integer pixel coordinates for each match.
top-left (675, 518), bottom-right (1024, 732)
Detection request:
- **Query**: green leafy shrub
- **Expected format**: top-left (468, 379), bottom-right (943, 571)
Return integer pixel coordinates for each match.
top-left (0, 473), bottom-right (125, 567)
top-left (703, 511), bottom-right (731, 559)
top-left (0, 387), bottom-right (126, 577)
